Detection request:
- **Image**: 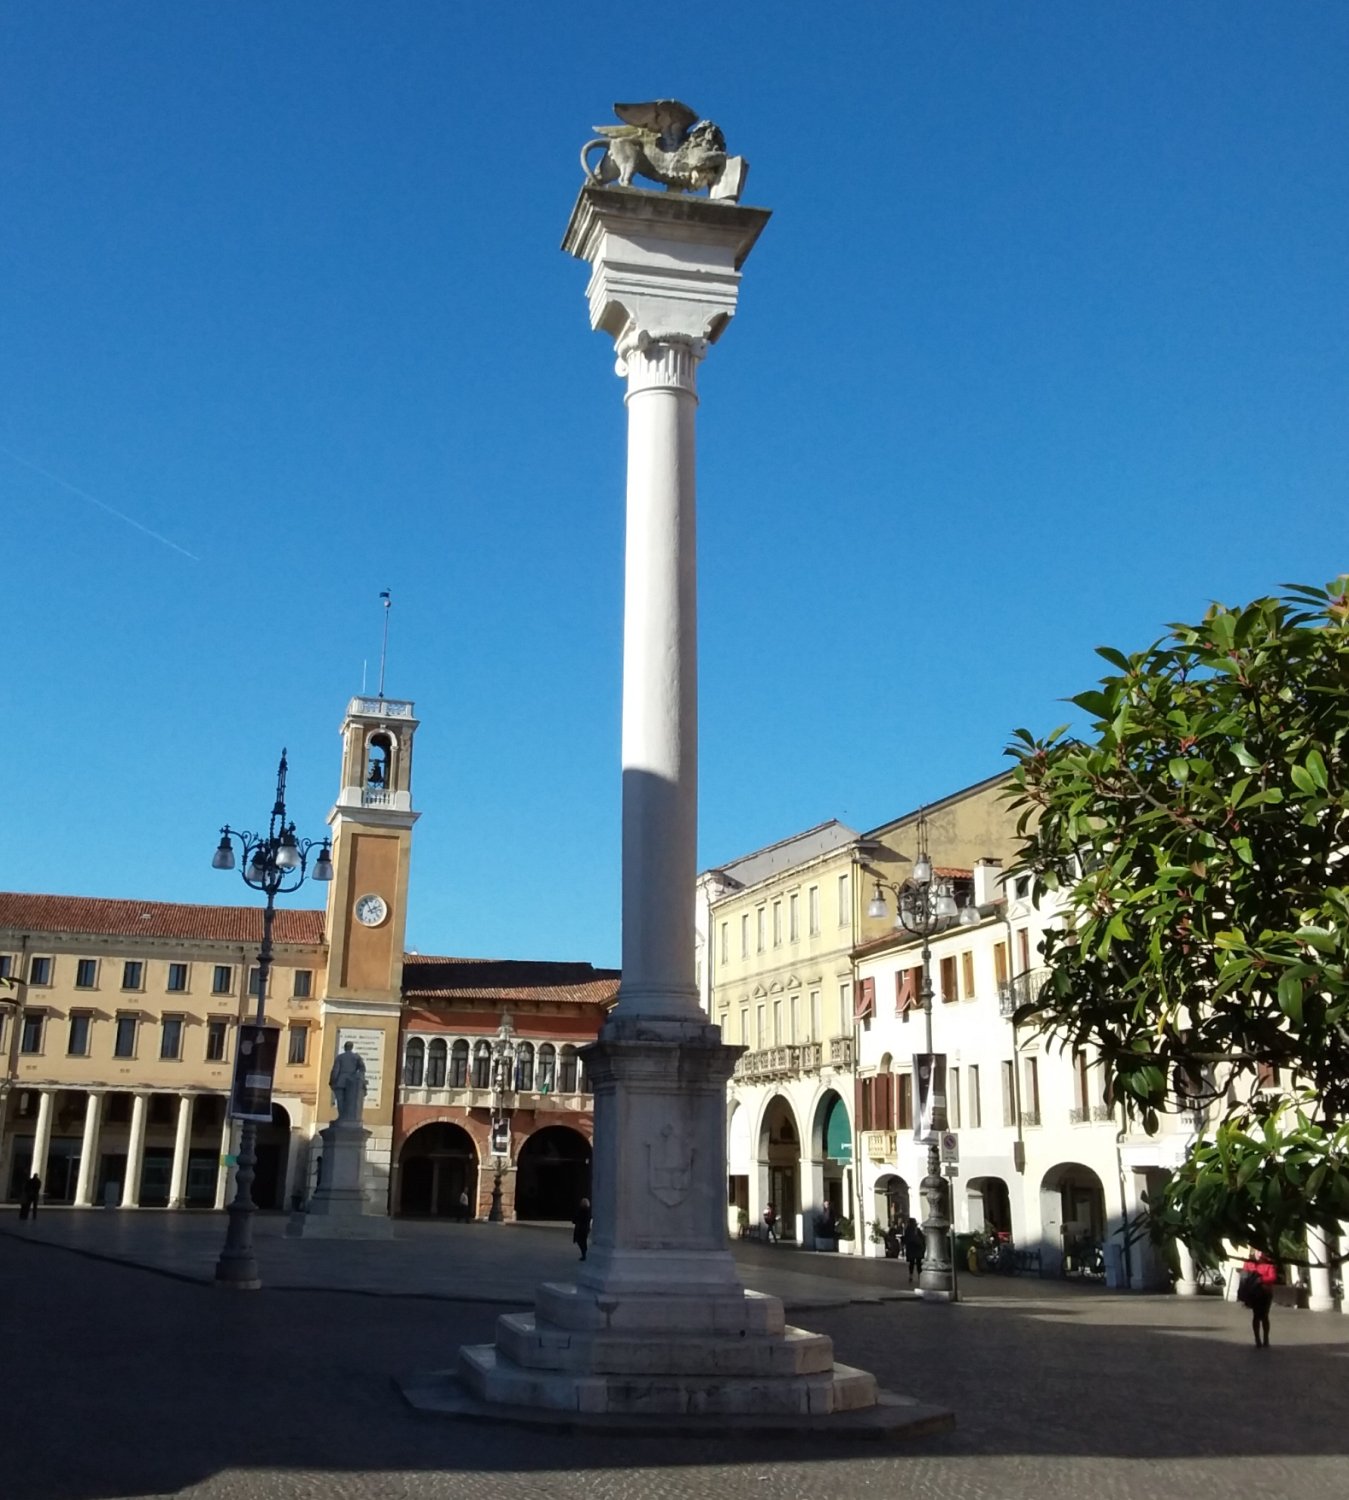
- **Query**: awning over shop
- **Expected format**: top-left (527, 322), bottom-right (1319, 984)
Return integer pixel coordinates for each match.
top-left (824, 1097), bottom-right (852, 1163)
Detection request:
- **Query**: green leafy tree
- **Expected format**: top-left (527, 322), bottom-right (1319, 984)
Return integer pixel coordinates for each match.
top-left (1006, 579), bottom-right (1349, 1264)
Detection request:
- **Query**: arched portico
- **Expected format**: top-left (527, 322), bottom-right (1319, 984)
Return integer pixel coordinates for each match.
top-left (397, 1121), bottom-right (479, 1217)
top-left (757, 1094), bottom-right (801, 1242)
top-left (808, 1089), bottom-right (852, 1243)
top-left (967, 1175), bottom-right (1012, 1236)
top-left (1040, 1161), bottom-right (1107, 1275)
top-left (514, 1125), bottom-right (590, 1221)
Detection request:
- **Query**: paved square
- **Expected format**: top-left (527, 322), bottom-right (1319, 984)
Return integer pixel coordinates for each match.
top-left (3, 1216), bottom-right (1347, 1499)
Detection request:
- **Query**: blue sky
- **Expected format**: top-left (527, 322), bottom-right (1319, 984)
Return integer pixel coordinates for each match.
top-left (4, 4), bottom-right (1346, 968)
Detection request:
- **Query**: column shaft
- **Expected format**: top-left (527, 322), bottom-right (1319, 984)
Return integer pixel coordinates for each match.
top-left (121, 1093), bottom-right (148, 1208)
top-left (30, 1089), bottom-right (54, 1190)
top-left (1307, 1224), bottom-right (1335, 1311)
top-left (74, 1092), bottom-right (102, 1207)
top-left (616, 342), bottom-right (701, 1020)
top-left (168, 1094), bottom-right (194, 1210)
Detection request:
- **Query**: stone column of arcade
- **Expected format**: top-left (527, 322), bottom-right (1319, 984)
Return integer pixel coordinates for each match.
top-left (414, 106), bottom-right (944, 1436)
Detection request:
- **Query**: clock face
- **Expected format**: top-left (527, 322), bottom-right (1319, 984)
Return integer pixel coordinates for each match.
top-left (354, 893), bottom-right (388, 928)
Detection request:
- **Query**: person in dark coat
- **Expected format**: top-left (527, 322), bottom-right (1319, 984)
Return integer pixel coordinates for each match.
top-left (1239, 1250), bottom-right (1277, 1347)
top-left (572, 1197), bottom-right (591, 1261)
top-left (19, 1173), bottom-right (40, 1220)
top-left (903, 1216), bottom-right (925, 1283)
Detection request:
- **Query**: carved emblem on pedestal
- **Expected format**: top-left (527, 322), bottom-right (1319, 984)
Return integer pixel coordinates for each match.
top-left (647, 1122), bottom-right (695, 1207)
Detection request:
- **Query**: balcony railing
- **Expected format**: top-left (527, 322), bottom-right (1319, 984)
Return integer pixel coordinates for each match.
top-left (1020, 1109), bottom-right (1041, 1128)
top-left (734, 1045), bottom-right (801, 1082)
top-left (862, 1129), bottom-right (897, 1162)
top-left (1091, 1103), bottom-right (1114, 1123)
top-left (362, 787), bottom-right (395, 808)
top-left (999, 967), bottom-right (1051, 1019)
top-left (828, 1036), bottom-right (854, 1068)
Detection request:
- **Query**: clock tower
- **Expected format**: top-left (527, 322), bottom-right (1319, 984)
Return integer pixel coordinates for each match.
top-left (318, 694), bottom-right (420, 1212)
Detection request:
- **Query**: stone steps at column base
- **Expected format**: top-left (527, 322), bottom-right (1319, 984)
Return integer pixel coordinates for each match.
top-left (399, 1363), bottom-right (954, 1440)
top-left (496, 1310), bottom-right (835, 1377)
top-left (536, 1280), bottom-right (786, 1335)
top-left (458, 1343), bottom-right (877, 1417)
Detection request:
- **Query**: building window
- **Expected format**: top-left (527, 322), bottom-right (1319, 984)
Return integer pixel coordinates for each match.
top-left (969, 1064), bottom-right (981, 1127)
top-left (248, 966), bottom-right (266, 998)
top-left (29, 956), bottom-right (52, 986)
top-left (756, 1004), bottom-right (765, 1047)
top-left (559, 1045), bottom-right (579, 1093)
top-left (949, 1066), bottom-right (962, 1128)
top-left (0, 955), bottom-right (11, 979)
top-left (993, 942), bottom-right (1008, 986)
top-left (756, 907), bottom-right (766, 952)
top-left (404, 1037), bottom-right (425, 1086)
top-left (838, 983), bottom-right (850, 1037)
top-left (292, 969), bottom-right (313, 998)
top-left (772, 900), bottom-right (782, 947)
top-left (838, 873), bottom-right (851, 928)
top-left (161, 1016), bottom-right (184, 1061)
top-left (287, 1025), bottom-right (309, 1066)
top-left (809, 989), bottom-right (820, 1040)
top-left (515, 1041), bottom-right (534, 1092)
top-left (1017, 928), bottom-right (1032, 972)
top-left (1022, 1057), bottom-right (1041, 1124)
top-left (788, 993), bottom-right (798, 1043)
top-left (808, 885), bottom-right (820, 936)
top-left (114, 1016), bottom-right (137, 1058)
top-left (212, 965), bottom-right (232, 995)
top-left (940, 955), bottom-right (958, 1004)
top-left (961, 951), bottom-right (975, 1000)
top-left (897, 1072), bottom-right (913, 1131)
top-left (1001, 1060), bottom-right (1016, 1126)
top-left (789, 892), bottom-right (799, 942)
top-left (122, 960), bottom-right (143, 990)
top-left (20, 1014), bottom-right (43, 1054)
top-left (772, 999), bottom-right (782, 1045)
top-left (1073, 1050), bottom-right (1090, 1114)
top-left (536, 1043), bottom-right (555, 1093)
top-left (719, 921), bottom-right (729, 966)
top-left (67, 1013), bottom-right (91, 1056)
top-left (739, 1008), bottom-right (749, 1046)
top-left (167, 962), bottom-right (188, 992)
top-left (472, 1041), bottom-right (492, 1089)
top-left (740, 914), bottom-right (749, 958)
top-left (426, 1038), bottom-right (447, 1087)
top-left (206, 1019), bottom-right (228, 1062)
top-left (449, 1039), bottom-right (469, 1087)
top-left (75, 958), bottom-right (98, 989)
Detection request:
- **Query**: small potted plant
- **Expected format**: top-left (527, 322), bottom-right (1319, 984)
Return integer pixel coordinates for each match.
top-left (870, 1220), bottom-right (902, 1258)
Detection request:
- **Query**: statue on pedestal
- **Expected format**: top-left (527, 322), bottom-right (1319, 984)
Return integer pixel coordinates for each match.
top-left (329, 1040), bottom-right (367, 1125)
top-left (581, 100), bottom-right (747, 201)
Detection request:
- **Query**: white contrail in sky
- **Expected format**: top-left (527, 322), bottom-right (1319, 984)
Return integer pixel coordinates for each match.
top-left (0, 442), bottom-right (201, 562)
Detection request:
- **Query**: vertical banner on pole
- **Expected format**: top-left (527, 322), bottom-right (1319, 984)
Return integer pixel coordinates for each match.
top-left (914, 1053), bottom-right (947, 1144)
top-left (230, 1023), bottom-right (281, 1121)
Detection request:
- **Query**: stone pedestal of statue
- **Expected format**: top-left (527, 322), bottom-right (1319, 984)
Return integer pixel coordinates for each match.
top-left (288, 1120), bottom-right (393, 1239)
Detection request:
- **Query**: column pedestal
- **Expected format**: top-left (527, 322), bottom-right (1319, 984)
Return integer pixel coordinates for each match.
top-left (287, 1121), bottom-right (392, 1240)
top-left (1174, 1240), bottom-right (1199, 1297)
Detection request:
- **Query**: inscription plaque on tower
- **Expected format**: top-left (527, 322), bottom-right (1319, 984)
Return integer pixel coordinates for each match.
top-left (335, 1027), bottom-right (385, 1109)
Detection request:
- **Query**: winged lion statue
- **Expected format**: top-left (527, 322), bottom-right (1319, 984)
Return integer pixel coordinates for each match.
top-left (581, 100), bottom-right (744, 200)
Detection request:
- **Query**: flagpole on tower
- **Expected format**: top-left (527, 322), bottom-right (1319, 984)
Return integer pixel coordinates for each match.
top-left (377, 590), bottom-right (392, 699)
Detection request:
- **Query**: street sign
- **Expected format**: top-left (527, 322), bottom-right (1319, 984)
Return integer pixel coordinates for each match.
top-left (945, 1165), bottom-right (960, 1178)
top-left (940, 1130), bottom-right (959, 1164)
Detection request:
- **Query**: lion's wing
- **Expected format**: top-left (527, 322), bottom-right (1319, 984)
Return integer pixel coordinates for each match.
top-left (613, 100), bottom-right (699, 136)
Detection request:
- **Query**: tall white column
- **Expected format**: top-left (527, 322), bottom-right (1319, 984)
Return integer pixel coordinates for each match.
top-left (617, 334), bottom-right (703, 1021)
top-left (214, 1109), bottom-right (235, 1211)
top-left (1307, 1224), bottom-right (1335, 1312)
top-left (168, 1093), bottom-right (194, 1210)
top-left (1174, 1238), bottom-right (1198, 1297)
top-left (30, 1088), bottom-right (54, 1189)
top-left (121, 1092), bottom-right (148, 1208)
top-left (74, 1092), bottom-right (103, 1207)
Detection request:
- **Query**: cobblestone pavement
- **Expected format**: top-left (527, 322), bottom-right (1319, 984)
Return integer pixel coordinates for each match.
top-left (3, 1224), bottom-right (1347, 1500)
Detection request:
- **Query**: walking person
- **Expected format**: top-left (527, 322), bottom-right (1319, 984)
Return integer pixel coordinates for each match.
top-left (903, 1216), bottom-right (925, 1284)
top-left (763, 1202), bottom-right (778, 1242)
top-left (1239, 1249), bottom-right (1277, 1347)
top-left (572, 1197), bottom-right (591, 1261)
top-left (18, 1173), bottom-right (40, 1221)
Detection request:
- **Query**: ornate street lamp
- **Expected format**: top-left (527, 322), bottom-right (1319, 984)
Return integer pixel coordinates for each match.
top-left (487, 1013), bottom-right (517, 1223)
top-left (865, 810), bottom-right (979, 1300)
top-left (210, 750), bottom-right (331, 1289)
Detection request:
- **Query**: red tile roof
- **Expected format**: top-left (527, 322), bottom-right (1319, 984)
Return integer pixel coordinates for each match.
top-left (0, 892), bottom-right (326, 947)
top-left (402, 956), bottom-right (620, 1007)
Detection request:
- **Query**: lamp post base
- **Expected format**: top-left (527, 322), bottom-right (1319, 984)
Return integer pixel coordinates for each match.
top-left (213, 1118), bottom-right (261, 1290)
top-left (488, 1169), bottom-right (504, 1223)
top-left (918, 1141), bottom-right (954, 1302)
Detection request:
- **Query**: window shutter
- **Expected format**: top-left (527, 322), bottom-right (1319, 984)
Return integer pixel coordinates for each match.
top-left (854, 976), bottom-right (875, 1020)
top-left (895, 969), bottom-right (916, 1014)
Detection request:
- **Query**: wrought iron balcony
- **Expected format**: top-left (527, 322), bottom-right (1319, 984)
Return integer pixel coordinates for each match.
top-left (999, 967), bottom-right (1051, 1019)
top-left (1020, 1108), bottom-right (1041, 1128)
top-left (1068, 1106), bottom-right (1089, 1125)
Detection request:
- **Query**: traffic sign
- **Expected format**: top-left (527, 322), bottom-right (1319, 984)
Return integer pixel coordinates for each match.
top-left (940, 1130), bottom-right (959, 1164)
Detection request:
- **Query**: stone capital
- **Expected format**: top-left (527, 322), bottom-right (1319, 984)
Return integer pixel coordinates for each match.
top-left (563, 184), bottom-right (771, 358)
top-left (615, 331), bottom-right (706, 397)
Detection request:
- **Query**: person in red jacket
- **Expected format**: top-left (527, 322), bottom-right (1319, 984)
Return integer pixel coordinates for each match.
top-left (1238, 1250), bottom-right (1277, 1347)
